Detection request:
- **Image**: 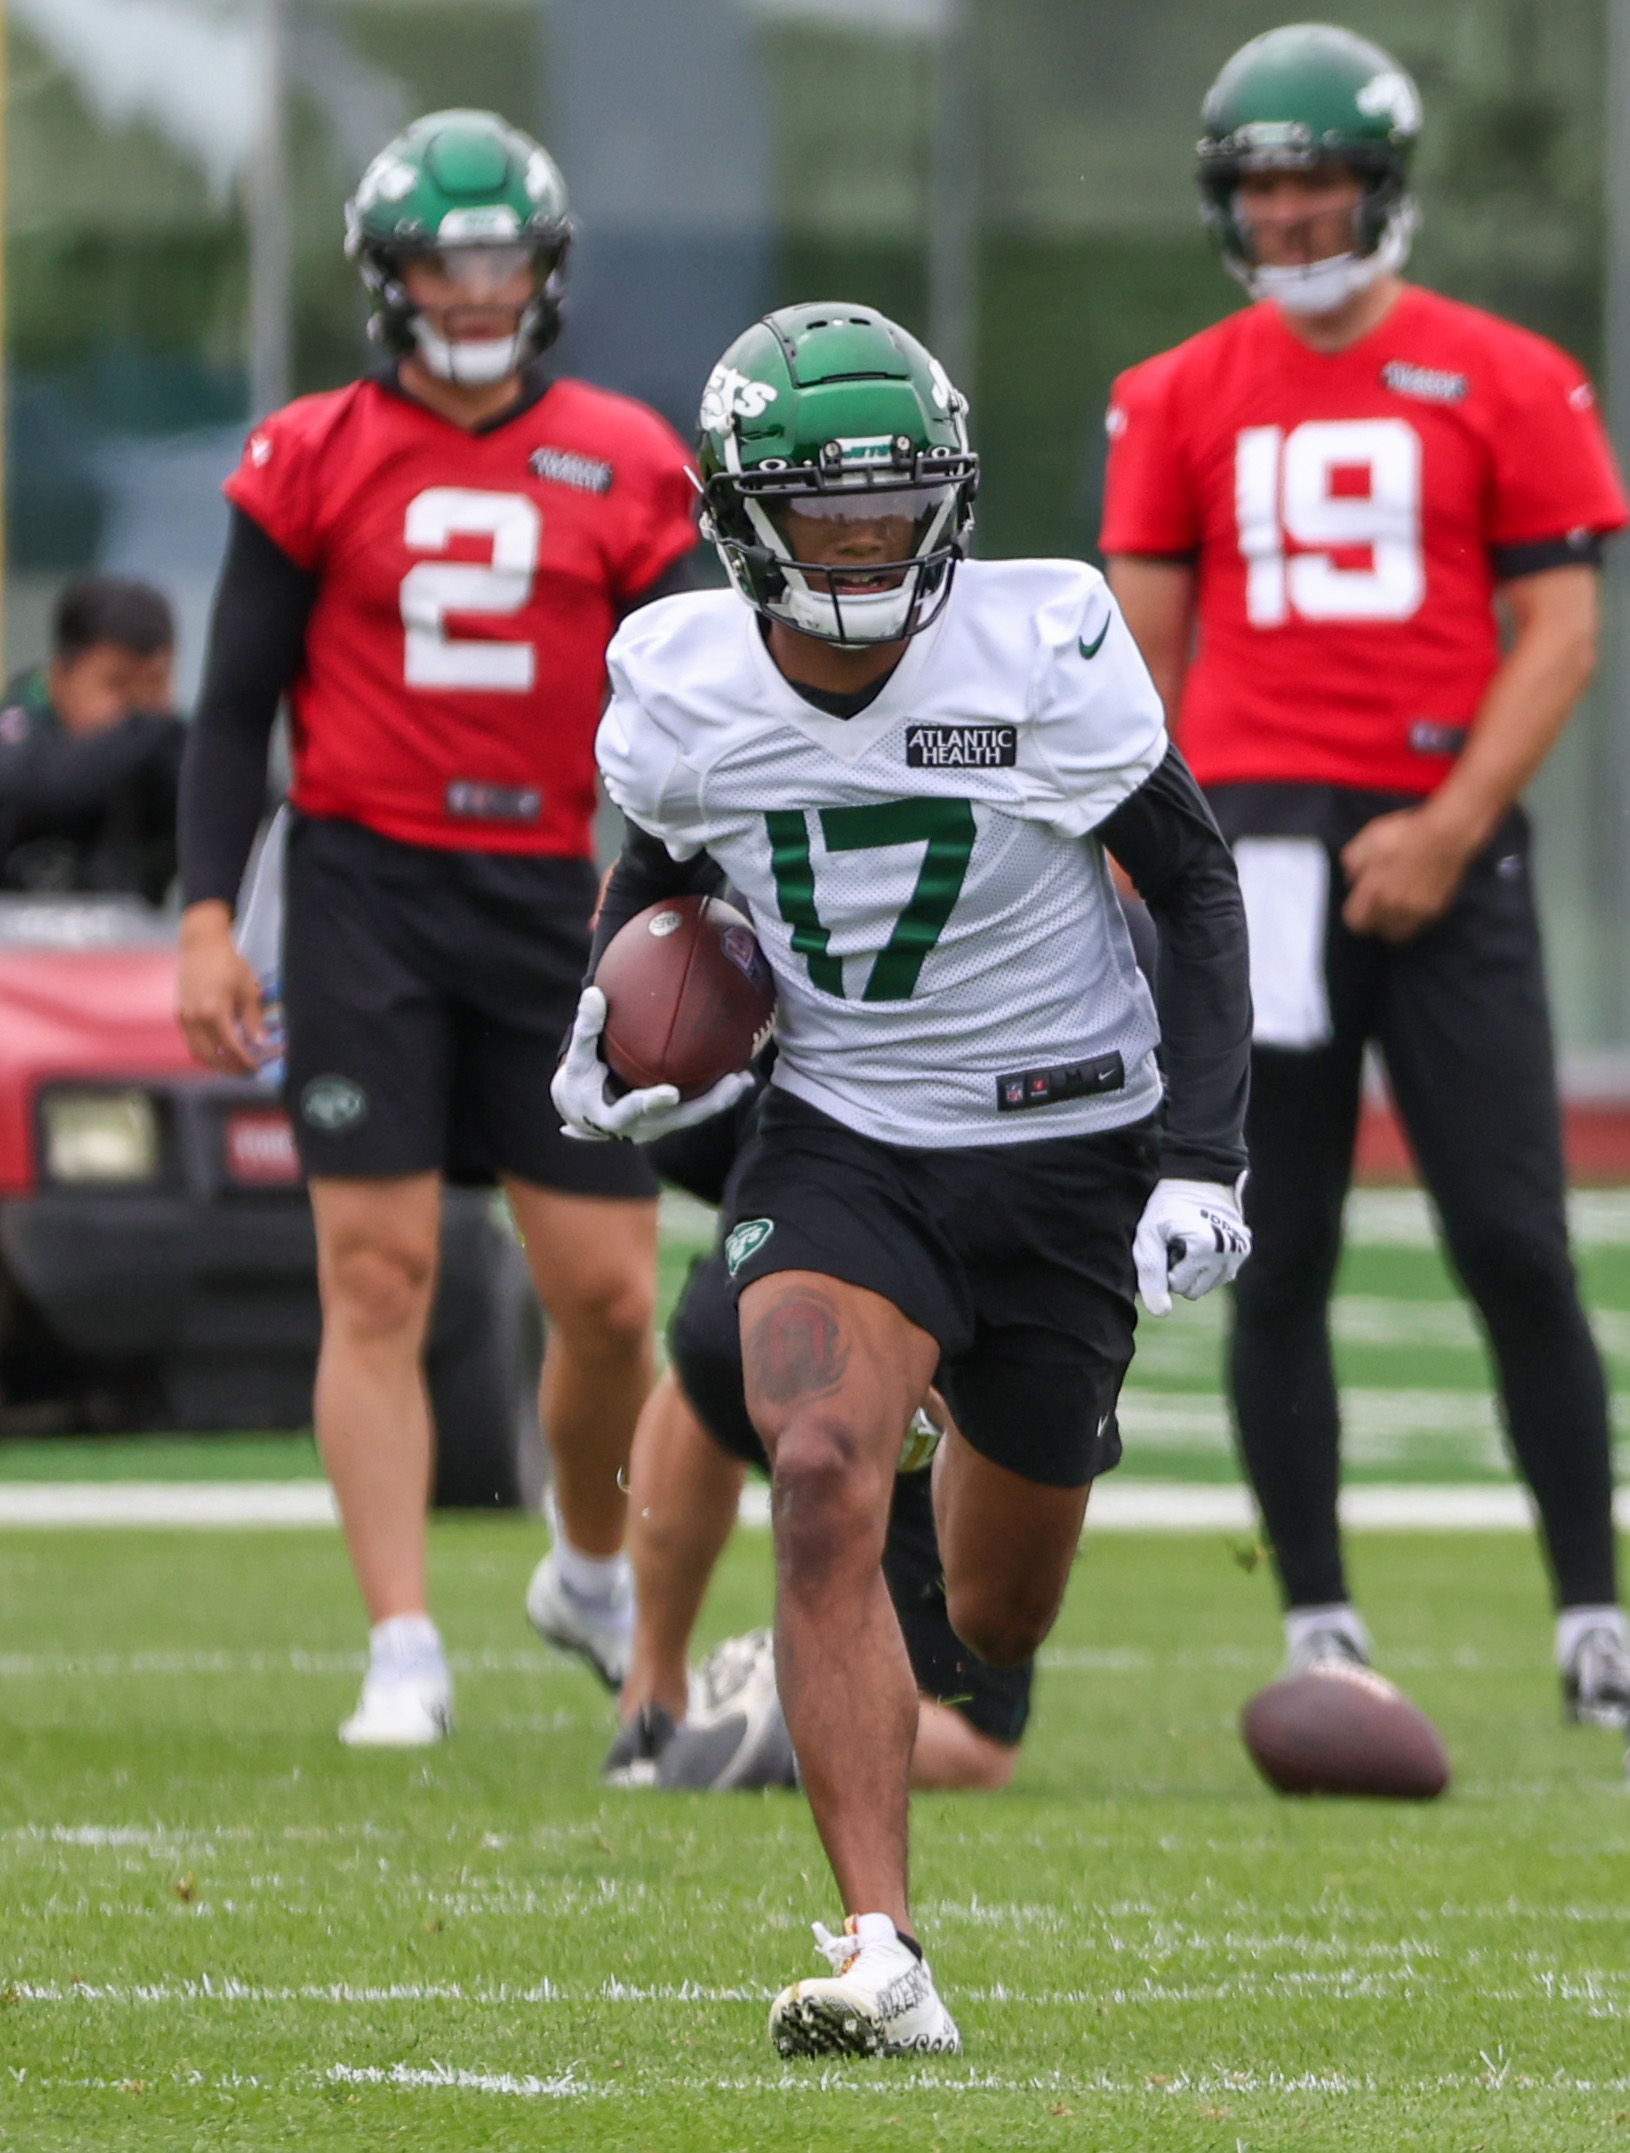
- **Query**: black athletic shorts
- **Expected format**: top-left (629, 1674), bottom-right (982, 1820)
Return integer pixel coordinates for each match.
top-left (668, 1244), bottom-right (1032, 1745)
top-left (282, 813), bottom-right (657, 1196)
top-left (721, 1088), bottom-right (1160, 1488)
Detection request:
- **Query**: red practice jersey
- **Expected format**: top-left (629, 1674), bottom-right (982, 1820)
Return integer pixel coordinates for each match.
top-left (1100, 287), bottom-right (1627, 796)
top-left (225, 373), bottom-right (697, 855)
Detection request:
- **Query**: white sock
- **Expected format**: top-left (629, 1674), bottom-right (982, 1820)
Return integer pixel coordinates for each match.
top-left (369, 1613), bottom-right (444, 1678)
top-left (1556, 1604), bottom-right (1627, 1671)
top-left (548, 1493), bottom-right (631, 1609)
top-left (1284, 1603), bottom-right (1370, 1660)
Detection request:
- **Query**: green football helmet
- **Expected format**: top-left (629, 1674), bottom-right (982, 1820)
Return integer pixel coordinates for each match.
top-left (1197, 24), bottom-right (1421, 312)
top-left (344, 109), bottom-right (571, 384)
top-left (695, 303), bottom-right (978, 647)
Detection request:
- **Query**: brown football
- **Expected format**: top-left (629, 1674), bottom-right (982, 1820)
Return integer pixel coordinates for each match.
top-left (1240, 1665), bottom-right (1451, 1800)
top-left (597, 895), bottom-right (775, 1099)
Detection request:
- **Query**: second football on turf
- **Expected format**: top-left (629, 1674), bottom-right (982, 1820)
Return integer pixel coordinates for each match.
top-left (598, 895), bottom-right (775, 1098)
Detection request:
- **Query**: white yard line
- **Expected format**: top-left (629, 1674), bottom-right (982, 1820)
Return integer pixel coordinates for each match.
top-left (0, 1482), bottom-right (338, 1527)
top-left (0, 1478), bottom-right (1619, 1530)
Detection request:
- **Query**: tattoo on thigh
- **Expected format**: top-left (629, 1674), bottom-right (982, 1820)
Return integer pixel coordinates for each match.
top-left (744, 1290), bottom-right (851, 1408)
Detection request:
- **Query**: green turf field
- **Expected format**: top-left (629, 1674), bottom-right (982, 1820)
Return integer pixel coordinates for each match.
top-left (2, 1188), bottom-right (1629, 2147)
top-left (1, 1523), bottom-right (1627, 2151)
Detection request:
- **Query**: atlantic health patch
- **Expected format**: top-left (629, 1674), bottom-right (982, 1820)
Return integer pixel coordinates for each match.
top-left (905, 724), bottom-right (1017, 769)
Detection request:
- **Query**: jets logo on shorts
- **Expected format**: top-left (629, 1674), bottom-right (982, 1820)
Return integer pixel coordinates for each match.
top-left (301, 1075), bottom-right (368, 1134)
top-left (725, 1218), bottom-right (775, 1276)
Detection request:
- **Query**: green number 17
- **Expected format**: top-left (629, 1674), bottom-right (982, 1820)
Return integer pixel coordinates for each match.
top-left (764, 798), bottom-right (977, 1001)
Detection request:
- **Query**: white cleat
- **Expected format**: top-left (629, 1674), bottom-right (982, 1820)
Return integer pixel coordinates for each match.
top-left (769, 1915), bottom-right (961, 2058)
top-left (338, 1664), bottom-right (453, 1749)
top-left (524, 1549), bottom-right (632, 1692)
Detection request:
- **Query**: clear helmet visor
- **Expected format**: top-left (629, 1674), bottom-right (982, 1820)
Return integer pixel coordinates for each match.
top-left (409, 242), bottom-right (550, 304)
top-left (762, 483), bottom-right (957, 585)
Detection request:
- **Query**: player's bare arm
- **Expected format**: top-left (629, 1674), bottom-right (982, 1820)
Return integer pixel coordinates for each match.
top-left (1341, 563), bottom-right (1600, 940)
top-left (1106, 556), bottom-right (1197, 723)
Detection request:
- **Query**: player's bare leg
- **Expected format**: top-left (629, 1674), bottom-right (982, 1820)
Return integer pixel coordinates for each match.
top-left (504, 1181), bottom-right (658, 1555)
top-left (932, 1431), bottom-right (1091, 1670)
top-left (742, 1271), bottom-right (938, 1929)
top-left (912, 1701), bottom-right (1019, 1792)
top-left (309, 1173), bottom-right (442, 1622)
top-left (621, 1368), bottom-right (746, 1725)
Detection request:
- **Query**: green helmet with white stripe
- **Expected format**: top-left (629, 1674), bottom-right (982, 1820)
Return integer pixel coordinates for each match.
top-left (695, 303), bottom-right (979, 646)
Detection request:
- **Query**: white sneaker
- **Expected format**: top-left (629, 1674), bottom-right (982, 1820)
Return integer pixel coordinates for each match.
top-left (338, 1663), bottom-right (453, 1748)
top-left (525, 1549), bottom-right (632, 1692)
top-left (769, 1915), bottom-right (961, 2058)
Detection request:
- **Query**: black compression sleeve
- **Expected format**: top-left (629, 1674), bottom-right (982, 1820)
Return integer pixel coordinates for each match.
top-left (586, 818), bottom-right (726, 975)
top-left (1096, 745), bottom-right (1251, 1183)
top-left (178, 507), bottom-right (317, 907)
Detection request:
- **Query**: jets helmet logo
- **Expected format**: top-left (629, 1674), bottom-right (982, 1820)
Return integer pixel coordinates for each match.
top-left (700, 365), bottom-right (778, 433)
top-left (1355, 69), bottom-right (1421, 132)
top-left (354, 152), bottom-right (417, 209)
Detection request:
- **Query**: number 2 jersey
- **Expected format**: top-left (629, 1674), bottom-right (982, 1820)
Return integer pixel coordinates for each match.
top-left (223, 370), bottom-right (697, 857)
top-left (597, 560), bottom-right (1169, 1148)
top-left (1100, 286), bottom-right (1628, 797)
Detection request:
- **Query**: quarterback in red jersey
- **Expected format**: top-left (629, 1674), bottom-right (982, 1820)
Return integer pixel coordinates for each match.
top-left (176, 111), bottom-right (698, 1747)
top-left (1103, 24), bottom-right (1630, 1730)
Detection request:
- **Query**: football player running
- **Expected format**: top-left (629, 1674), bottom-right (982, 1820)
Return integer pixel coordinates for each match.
top-left (1102, 26), bottom-right (1630, 1724)
top-left (177, 112), bottom-right (698, 1746)
top-left (553, 302), bottom-right (1252, 2056)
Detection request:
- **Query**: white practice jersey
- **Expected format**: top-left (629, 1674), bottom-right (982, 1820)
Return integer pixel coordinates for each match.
top-left (598, 558), bottom-right (1168, 1148)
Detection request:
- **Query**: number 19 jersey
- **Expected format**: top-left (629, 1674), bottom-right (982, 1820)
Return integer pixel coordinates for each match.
top-left (598, 561), bottom-right (1168, 1148)
top-left (1100, 287), bottom-right (1627, 797)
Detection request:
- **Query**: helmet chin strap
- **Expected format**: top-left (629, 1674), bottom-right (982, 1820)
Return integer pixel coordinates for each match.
top-left (411, 320), bottom-right (528, 385)
top-left (1245, 201), bottom-right (1416, 316)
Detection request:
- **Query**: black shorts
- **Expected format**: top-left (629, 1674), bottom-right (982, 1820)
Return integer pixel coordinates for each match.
top-left (282, 813), bottom-right (657, 1198)
top-left (668, 1246), bottom-right (1032, 1745)
top-left (722, 1088), bottom-right (1160, 1486)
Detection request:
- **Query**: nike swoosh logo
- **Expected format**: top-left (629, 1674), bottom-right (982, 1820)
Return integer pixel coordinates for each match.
top-left (1078, 618), bottom-right (1110, 659)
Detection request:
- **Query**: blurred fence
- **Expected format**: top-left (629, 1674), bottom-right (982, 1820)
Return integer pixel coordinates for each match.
top-left (7, 0), bottom-right (1627, 1057)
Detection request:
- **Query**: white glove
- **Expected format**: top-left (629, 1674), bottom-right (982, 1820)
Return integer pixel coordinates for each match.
top-left (1134, 1175), bottom-right (1251, 1316)
top-left (550, 985), bottom-right (756, 1143)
